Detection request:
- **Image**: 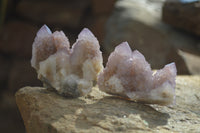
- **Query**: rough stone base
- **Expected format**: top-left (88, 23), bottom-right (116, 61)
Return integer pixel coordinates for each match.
top-left (16, 76), bottom-right (200, 133)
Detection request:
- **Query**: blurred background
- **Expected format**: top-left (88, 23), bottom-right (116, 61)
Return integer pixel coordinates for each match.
top-left (0, 0), bottom-right (200, 132)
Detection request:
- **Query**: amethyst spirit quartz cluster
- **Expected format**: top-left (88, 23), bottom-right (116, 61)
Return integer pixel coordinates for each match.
top-left (31, 25), bottom-right (177, 105)
top-left (31, 25), bottom-right (103, 97)
top-left (98, 42), bottom-right (176, 105)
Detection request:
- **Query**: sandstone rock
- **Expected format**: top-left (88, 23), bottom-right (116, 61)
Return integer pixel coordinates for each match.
top-left (103, 0), bottom-right (200, 74)
top-left (8, 59), bottom-right (42, 92)
top-left (162, 0), bottom-right (200, 36)
top-left (0, 21), bottom-right (37, 58)
top-left (16, 0), bottom-right (89, 28)
top-left (16, 75), bottom-right (200, 133)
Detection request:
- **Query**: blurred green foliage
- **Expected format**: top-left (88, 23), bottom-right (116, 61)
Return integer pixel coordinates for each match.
top-left (0, 0), bottom-right (8, 30)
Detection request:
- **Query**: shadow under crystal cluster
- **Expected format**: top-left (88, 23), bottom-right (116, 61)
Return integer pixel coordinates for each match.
top-left (31, 25), bottom-right (177, 105)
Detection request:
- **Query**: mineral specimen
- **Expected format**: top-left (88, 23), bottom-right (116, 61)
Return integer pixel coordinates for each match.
top-left (97, 42), bottom-right (177, 105)
top-left (31, 25), bottom-right (103, 97)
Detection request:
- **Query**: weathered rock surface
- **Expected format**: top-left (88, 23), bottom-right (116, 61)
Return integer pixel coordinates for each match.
top-left (16, 76), bottom-right (200, 133)
top-left (162, 0), bottom-right (200, 36)
top-left (104, 0), bottom-right (200, 74)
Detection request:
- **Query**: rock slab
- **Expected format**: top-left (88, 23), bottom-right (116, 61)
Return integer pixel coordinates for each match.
top-left (16, 76), bottom-right (200, 133)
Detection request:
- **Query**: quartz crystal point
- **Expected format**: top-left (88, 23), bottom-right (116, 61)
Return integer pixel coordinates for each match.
top-left (98, 42), bottom-right (177, 105)
top-left (31, 25), bottom-right (103, 97)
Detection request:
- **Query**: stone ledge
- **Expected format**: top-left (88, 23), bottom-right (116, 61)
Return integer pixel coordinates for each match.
top-left (16, 76), bottom-right (200, 133)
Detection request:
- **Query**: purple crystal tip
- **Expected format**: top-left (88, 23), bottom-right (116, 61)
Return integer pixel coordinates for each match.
top-left (37, 24), bottom-right (52, 36)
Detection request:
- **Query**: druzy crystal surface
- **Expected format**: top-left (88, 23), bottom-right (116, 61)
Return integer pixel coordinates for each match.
top-left (31, 25), bottom-right (103, 97)
top-left (98, 42), bottom-right (177, 105)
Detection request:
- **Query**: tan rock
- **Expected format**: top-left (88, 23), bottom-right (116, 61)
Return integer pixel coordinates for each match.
top-left (16, 76), bottom-right (200, 133)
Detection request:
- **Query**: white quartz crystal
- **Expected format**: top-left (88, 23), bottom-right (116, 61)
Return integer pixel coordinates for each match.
top-left (31, 25), bottom-right (103, 97)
